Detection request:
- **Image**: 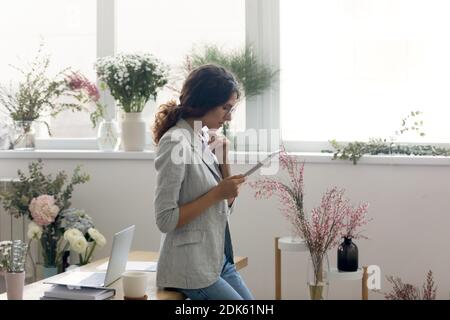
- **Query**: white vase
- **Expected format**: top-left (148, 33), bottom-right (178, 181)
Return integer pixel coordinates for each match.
top-left (97, 119), bottom-right (120, 151)
top-left (121, 112), bottom-right (146, 151)
top-left (5, 271), bottom-right (25, 300)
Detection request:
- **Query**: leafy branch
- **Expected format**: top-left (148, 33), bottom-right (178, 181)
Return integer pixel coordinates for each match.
top-left (324, 111), bottom-right (449, 164)
top-left (0, 159), bottom-right (90, 219)
top-left (0, 43), bottom-right (88, 135)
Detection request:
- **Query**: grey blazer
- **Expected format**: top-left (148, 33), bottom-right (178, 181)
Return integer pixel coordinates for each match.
top-left (154, 119), bottom-right (235, 289)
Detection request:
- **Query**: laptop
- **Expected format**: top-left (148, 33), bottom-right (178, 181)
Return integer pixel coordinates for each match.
top-left (45, 225), bottom-right (135, 288)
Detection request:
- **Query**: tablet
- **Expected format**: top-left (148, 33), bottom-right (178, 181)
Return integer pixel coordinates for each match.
top-left (243, 150), bottom-right (281, 177)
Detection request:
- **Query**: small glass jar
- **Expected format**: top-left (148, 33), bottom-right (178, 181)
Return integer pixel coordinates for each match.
top-left (97, 119), bottom-right (120, 151)
top-left (13, 121), bottom-right (35, 150)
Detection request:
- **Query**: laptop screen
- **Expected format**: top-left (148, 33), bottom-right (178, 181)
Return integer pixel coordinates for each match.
top-left (104, 225), bottom-right (135, 286)
top-left (44, 225), bottom-right (135, 288)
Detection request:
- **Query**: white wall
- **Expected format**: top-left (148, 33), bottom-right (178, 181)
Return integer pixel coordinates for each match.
top-left (1, 157), bottom-right (450, 299)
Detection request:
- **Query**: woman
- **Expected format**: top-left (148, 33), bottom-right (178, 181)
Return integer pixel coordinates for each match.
top-left (152, 64), bottom-right (254, 300)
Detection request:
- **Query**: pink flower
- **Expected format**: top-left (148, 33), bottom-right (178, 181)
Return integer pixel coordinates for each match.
top-left (341, 202), bottom-right (371, 239)
top-left (29, 195), bottom-right (60, 226)
top-left (65, 72), bottom-right (100, 102)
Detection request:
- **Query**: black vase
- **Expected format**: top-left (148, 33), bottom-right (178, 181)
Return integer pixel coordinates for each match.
top-left (337, 237), bottom-right (358, 272)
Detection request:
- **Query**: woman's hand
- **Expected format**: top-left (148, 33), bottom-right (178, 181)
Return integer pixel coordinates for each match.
top-left (213, 175), bottom-right (246, 200)
top-left (176, 174), bottom-right (246, 229)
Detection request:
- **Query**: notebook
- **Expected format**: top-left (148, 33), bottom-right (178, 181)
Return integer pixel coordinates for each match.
top-left (42, 285), bottom-right (115, 300)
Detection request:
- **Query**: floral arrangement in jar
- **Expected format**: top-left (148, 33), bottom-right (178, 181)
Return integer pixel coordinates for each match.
top-left (249, 148), bottom-right (370, 299)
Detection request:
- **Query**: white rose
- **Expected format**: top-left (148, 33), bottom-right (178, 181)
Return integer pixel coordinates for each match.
top-left (27, 221), bottom-right (43, 240)
top-left (69, 236), bottom-right (88, 254)
top-left (64, 228), bottom-right (83, 242)
top-left (88, 228), bottom-right (107, 247)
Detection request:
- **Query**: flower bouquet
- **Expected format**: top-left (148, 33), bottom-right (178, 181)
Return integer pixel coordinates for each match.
top-left (64, 72), bottom-right (106, 128)
top-left (60, 208), bottom-right (106, 266)
top-left (95, 53), bottom-right (168, 151)
top-left (95, 53), bottom-right (168, 113)
top-left (0, 43), bottom-right (92, 149)
top-left (0, 160), bottom-right (90, 276)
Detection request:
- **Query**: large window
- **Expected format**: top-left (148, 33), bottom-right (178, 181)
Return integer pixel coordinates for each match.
top-left (280, 0), bottom-right (450, 145)
top-left (117, 0), bottom-right (246, 133)
top-left (0, 0), bottom-right (97, 138)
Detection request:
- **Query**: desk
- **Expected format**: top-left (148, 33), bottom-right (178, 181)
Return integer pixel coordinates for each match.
top-left (0, 251), bottom-right (248, 300)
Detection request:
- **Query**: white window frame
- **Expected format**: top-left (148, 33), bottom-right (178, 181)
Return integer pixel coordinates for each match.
top-left (36, 0), bottom-right (116, 150)
top-left (25, 0), bottom-right (450, 157)
top-left (243, 0), bottom-right (280, 149)
top-left (37, 0), bottom-right (281, 151)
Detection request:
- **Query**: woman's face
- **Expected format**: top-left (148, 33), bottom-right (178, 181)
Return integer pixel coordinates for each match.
top-left (201, 92), bottom-right (238, 130)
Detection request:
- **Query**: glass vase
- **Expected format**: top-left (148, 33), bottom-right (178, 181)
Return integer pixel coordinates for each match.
top-left (97, 119), bottom-right (120, 151)
top-left (13, 121), bottom-right (35, 150)
top-left (307, 253), bottom-right (330, 300)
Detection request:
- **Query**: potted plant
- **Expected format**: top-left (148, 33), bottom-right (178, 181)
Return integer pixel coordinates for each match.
top-left (0, 240), bottom-right (28, 300)
top-left (249, 149), bottom-right (370, 299)
top-left (337, 202), bottom-right (371, 272)
top-left (0, 160), bottom-right (90, 278)
top-left (0, 44), bottom-right (89, 150)
top-left (95, 53), bottom-right (168, 151)
top-left (169, 44), bottom-right (278, 144)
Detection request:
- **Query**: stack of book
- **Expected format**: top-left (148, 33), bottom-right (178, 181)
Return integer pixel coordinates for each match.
top-left (41, 285), bottom-right (115, 300)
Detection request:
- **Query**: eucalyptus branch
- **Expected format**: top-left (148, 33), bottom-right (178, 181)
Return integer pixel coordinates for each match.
top-left (324, 111), bottom-right (447, 164)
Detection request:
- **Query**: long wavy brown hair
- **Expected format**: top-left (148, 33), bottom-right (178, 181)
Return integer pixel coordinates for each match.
top-left (152, 64), bottom-right (240, 144)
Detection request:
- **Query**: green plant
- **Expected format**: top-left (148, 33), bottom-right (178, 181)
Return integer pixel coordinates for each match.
top-left (0, 159), bottom-right (90, 219)
top-left (186, 44), bottom-right (278, 98)
top-left (394, 111), bottom-right (425, 137)
top-left (180, 44), bottom-right (278, 138)
top-left (95, 53), bottom-right (169, 113)
top-left (0, 43), bottom-right (87, 135)
top-left (324, 111), bottom-right (449, 164)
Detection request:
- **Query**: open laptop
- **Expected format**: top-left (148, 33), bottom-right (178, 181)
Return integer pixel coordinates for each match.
top-left (45, 225), bottom-right (135, 288)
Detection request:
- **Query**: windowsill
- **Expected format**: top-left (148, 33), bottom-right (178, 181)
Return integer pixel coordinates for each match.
top-left (0, 149), bottom-right (156, 160)
top-left (1, 149), bottom-right (450, 166)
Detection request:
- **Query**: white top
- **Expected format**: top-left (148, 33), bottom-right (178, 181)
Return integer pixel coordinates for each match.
top-left (326, 267), bottom-right (364, 280)
top-left (278, 236), bottom-right (308, 252)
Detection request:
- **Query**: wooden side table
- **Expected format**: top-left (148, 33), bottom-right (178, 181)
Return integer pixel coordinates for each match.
top-left (275, 237), bottom-right (369, 300)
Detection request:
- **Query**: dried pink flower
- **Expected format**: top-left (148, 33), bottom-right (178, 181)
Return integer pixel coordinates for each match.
top-left (249, 148), bottom-right (371, 285)
top-left (66, 72), bottom-right (100, 102)
top-left (384, 270), bottom-right (437, 300)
